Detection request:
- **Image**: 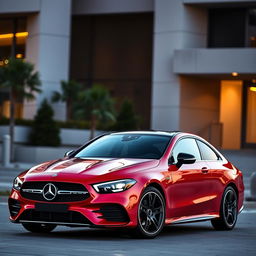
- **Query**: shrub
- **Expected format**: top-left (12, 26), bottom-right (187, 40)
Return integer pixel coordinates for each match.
top-left (111, 100), bottom-right (139, 131)
top-left (30, 99), bottom-right (61, 146)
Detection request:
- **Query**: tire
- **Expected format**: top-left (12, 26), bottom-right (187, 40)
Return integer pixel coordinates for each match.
top-left (22, 223), bottom-right (57, 233)
top-left (211, 186), bottom-right (238, 231)
top-left (133, 186), bottom-right (165, 238)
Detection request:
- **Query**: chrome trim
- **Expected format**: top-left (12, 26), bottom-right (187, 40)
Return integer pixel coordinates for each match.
top-left (21, 189), bottom-right (88, 195)
top-left (57, 190), bottom-right (88, 195)
top-left (239, 205), bottom-right (244, 214)
top-left (21, 189), bottom-right (43, 194)
top-left (19, 220), bottom-right (91, 227)
top-left (171, 216), bottom-right (216, 224)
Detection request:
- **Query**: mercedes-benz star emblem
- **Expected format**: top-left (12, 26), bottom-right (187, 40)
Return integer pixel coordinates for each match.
top-left (43, 183), bottom-right (57, 201)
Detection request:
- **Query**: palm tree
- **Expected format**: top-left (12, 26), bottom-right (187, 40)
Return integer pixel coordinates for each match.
top-left (75, 84), bottom-right (115, 139)
top-left (52, 80), bottom-right (83, 120)
top-left (0, 58), bottom-right (41, 159)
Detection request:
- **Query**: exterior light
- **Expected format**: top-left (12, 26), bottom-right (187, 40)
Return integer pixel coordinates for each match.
top-left (16, 53), bottom-right (23, 59)
top-left (252, 79), bottom-right (256, 83)
top-left (232, 72), bottom-right (238, 77)
top-left (16, 32), bottom-right (29, 38)
top-left (250, 87), bottom-right (256, 92)
top-left (4, 59), bottom-right (9, 64)
top-left (0, 32), bottom-right (28, 39)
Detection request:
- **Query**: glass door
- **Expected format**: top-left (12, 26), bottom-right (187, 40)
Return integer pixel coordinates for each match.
top-left (242, 81), bottom-right (256, 147)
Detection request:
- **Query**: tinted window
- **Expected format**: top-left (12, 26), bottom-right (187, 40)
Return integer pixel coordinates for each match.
top-left (197, 140), bottom-right (219, 161)
top-left (172, 138), bottom-right (201, 163)
top-left (75, 134), bottom-right (171, 159)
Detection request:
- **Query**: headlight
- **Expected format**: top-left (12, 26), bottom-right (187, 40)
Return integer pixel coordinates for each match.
top-left (92, 179), bottom-right (136, 193)
top-left (13, 177), bottom-right (23, 191)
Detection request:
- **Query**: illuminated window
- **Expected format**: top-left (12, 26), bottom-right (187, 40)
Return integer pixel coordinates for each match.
top-left (246, 86), bottom-right (256, 144)
top-left (0, 17), bottom-right (27, 118)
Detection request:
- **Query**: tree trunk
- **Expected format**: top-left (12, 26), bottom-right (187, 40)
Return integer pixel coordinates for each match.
top-left (90, 115), bottom-right (96, 140)
top-left (66, 98), bottom-right (72, 120)
top-left (9, 88), bottom-right (16, 161)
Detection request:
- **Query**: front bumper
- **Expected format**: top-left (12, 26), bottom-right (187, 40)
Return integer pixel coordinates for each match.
top-left (9, 184), bottom-right (140, 228)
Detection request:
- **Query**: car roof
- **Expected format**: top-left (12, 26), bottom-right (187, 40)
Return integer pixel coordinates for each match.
top-left (110, 130), bottom-right (180, 137)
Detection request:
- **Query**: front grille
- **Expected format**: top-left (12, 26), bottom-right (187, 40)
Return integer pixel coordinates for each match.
top-left (19, 209), bottom-right (91, 225)
top-left (21, 182), bottom-right (89, 202)
top-left (9, 199), bottom-right (21, 217)
top-left (94, 204), bottom-right (129, 222)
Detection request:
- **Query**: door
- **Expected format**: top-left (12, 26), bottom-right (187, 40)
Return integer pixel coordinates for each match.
top-left (242, 82), bottom-right (256, 148)
top-left (167, 138), bottom-right (213, 219)
top-left (196, 139), bottom-right (225, 214)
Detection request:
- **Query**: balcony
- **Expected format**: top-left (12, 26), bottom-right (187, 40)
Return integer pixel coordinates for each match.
top-left (173, 48), bottom-right (256, 76)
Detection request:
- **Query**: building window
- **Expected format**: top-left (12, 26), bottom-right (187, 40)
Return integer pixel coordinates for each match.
top-left (70, 13), bottom-right (153, 129)
top-left (0, 17), bottom-right (27, 118)
top-left (208, 8), bottom-right (256, 48)
top-left (248, 9), bottom-right (256, 47)
top-left (0, 17), bottom-right (27, 63)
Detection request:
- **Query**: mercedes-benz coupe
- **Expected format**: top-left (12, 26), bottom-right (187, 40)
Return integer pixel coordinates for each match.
top-left (9, 131), bottom-right (244, 238)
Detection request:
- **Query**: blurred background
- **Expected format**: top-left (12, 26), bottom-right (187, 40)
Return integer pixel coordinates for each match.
top-left (0, 0), bottom-right (255, 168)
top-left (0, 1), bottom-right (255, 255)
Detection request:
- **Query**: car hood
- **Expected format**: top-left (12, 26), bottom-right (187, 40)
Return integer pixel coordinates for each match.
top-left (23, 157), bottom-right (159, 181)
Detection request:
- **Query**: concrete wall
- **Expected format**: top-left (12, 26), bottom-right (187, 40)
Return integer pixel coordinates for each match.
top-left (24, 0), bottom-right (71, 120)
top-left (151, 0), bottom-right (207, 131)
top-left (0, 143), bottom-right (75, 163)
top-left (183, 0), bottom-right (256, 4)
top-left (72, 0), bottom-right (154, 14)
top-left (14, 145), bottom-right (77, 163)
top-left (220, 80), bottom-right (243, 149)
top-left (174, 48), bottom-right (256, 75)
top-left (0, 126), bottom-right (31, 144)
top-left (179, 76), bottom-right (220, 144)
top-left (0, 0), bottom-right (40, 14)
top-left (0, 126), bottom-right (105, 146)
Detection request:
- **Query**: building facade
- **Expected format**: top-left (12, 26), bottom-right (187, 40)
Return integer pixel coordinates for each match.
top-left (0, 0), bottom-right (255, 149)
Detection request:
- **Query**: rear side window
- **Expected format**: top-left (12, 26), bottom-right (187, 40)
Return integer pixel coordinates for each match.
top-left (197, 140), bottom-right (219, 161)
top-left (172, 138), bottom-right (201, 163)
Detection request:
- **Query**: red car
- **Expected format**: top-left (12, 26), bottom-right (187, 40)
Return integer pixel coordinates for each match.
top-left (9, 131), bottom-right (244, 238)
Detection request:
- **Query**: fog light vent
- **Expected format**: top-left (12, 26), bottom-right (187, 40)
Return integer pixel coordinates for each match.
top-left (8, 198), bottom-right (21, 217)
top-left (94, 204), bottom-right (129, 222)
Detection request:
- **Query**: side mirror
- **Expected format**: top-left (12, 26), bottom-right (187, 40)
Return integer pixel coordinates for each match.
top-left (64, 150), bottom-right (74, 158)
top-left (176, 153), bottom-right (196, 168)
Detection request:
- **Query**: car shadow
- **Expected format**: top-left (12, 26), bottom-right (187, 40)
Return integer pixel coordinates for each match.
top-left (161, 224), bottom-right (214, 237)
top-left (13, 223), bottom-right (215, 240)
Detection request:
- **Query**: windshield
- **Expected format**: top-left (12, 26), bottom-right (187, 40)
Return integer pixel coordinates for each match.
top-left (75, 134), bottom-right (172, 159)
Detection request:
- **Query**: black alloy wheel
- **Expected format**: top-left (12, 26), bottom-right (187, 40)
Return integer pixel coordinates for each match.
top-left (211, 186), bottom-right (238, 230)
top-left (22, 223), bottom-right (57, 233)
top-left (135, 186), bottom-right (165, 238)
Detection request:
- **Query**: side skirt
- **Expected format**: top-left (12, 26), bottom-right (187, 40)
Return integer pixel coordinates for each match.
top-left (166, 215), bottom-right (219, 225)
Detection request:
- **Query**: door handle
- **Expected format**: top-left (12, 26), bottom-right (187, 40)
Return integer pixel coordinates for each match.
top-left (201, 167), bottom-right (209, 174)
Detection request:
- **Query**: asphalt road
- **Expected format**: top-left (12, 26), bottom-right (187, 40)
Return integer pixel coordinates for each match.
top-left (0, 198), bottom-right (255, 256)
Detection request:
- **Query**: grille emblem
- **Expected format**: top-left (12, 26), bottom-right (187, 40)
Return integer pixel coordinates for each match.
top-left (42, 183), bottom-right (57, 201)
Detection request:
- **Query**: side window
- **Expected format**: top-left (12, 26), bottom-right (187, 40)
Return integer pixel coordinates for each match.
top-left (197, 140), bottom-right (219, 161)
top-left (172, 138), bottom-right (201, 163)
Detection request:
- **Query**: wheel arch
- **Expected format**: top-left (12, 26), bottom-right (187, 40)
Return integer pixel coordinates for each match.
top-left (226, 182), bottom-right (239, 200)
top-left (146, 182), bottom-right (166, 202)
